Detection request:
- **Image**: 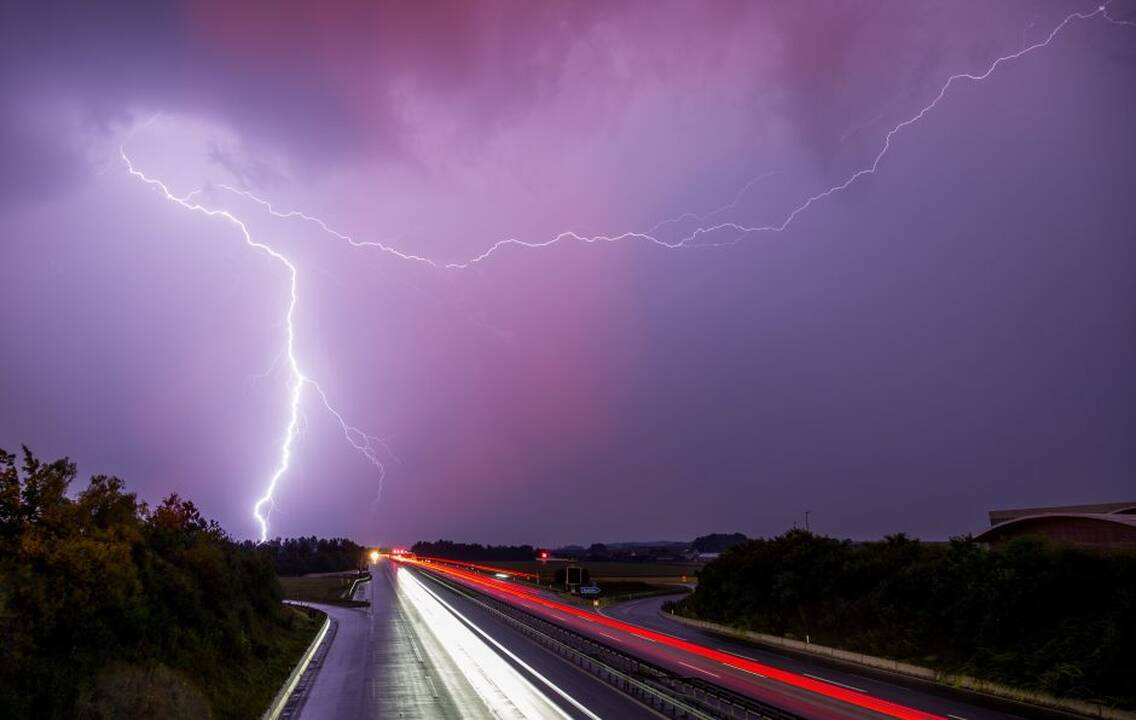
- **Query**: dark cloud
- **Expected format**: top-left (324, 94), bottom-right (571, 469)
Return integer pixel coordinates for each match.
top-left (2, 0), bottom-right (1134, 544)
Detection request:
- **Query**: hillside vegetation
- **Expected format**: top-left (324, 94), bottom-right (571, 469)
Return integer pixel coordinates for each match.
top-left (0, 447), bottom-right (319, 720)
top-left (675, 529), bottom-right (1135, 708)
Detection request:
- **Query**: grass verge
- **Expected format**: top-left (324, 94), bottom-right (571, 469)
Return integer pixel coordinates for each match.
top-left (279, 573), bottom-right (370, 607)
top-left (201, 603), bottom-right (324, 720)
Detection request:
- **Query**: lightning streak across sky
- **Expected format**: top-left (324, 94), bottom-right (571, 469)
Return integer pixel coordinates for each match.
top-left (217, 5), bottom-right (1132, 268)
top-left (122, 151), bottom-right (389, 541)
top-left (124, 3), bottom-right (1132, 539)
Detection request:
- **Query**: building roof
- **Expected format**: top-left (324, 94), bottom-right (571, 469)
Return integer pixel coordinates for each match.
top-left (989, 501), bottom-right (1136, 526)
top-left (975, 513), bottom-right (1136, 546)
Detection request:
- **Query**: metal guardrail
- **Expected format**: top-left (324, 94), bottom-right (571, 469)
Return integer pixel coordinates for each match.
top-left (418, 569), bottom-right (805, 720)
top-left (342, 572), bottom-right (371, 601)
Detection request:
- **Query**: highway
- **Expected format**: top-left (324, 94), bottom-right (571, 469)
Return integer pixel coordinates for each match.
top-left (287, 558), bottom-right (1044, 720)
top-left (293, 562), bottom-right (660, 719)
top-left (603, 597), bottom-right (1030, 720)
top-left (399, 558), bottom-right (1045, 720)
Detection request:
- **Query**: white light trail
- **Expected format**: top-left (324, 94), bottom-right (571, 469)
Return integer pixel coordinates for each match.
top-left (397, 567), bottom-right (600, 720)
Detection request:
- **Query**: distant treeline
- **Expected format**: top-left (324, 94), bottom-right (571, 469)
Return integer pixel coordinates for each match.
top-left (412, 539), bottom-right (536, 561)
top-left (676, 529), bottom-right (1135, 707)
top-left (0, 447), bottom-right (315, 720)
top-left (262, 536), bottom-right (366, 576)
top-left (691, 532), bottom-right (747, 553)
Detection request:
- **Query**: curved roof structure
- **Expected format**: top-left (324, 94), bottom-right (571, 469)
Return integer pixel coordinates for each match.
top-left (989, 501), bottom-right (1136, 525)
top-left (976, 513), bottom-right (1136, 551)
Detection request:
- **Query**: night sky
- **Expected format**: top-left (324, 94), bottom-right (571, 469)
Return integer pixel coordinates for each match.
top-left (2, 1), bottom-right (1134, 545)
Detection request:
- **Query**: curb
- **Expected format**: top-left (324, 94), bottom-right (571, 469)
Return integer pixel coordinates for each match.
top-left (342, 573), bottom-right (371, 601)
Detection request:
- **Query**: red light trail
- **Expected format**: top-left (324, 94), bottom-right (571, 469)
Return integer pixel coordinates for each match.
top-left (397, 556), bottom-right (944, 720)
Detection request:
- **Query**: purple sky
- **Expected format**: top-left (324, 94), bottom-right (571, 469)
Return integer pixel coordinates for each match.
top-left (2, 1), bottom-right (1134, 545)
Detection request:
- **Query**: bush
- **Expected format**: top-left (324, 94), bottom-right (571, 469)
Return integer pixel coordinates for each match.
top-left (676, 529), bottom-right (1135, 707)
top-left (0, 446), bottom-right (292, 719)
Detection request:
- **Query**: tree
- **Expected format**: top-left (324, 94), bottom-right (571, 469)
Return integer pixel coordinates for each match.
top-left (677, 530), bottom-right (1136, 707)
top-left (0, 446), bottom-right (292, 719)
top-left (691, 532), bottom-right (747, 553)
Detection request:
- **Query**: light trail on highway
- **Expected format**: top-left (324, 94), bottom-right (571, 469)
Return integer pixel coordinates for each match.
top-left (396, 567), bottom-right (587, 719)
top-left (397, 556), bottom-right (944, 720)
top-left (295, 560), bottom-right (640, 719)
top-left (413, 555), bottom-right (542, 581)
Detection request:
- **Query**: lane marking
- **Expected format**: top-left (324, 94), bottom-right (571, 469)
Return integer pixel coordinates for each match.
top-left (599, 632), bottom-right (623, 642)
top-left (632, 634), bottom-right (657, 643)
top-left (406, 569), bottom-right (602, 720)
top-left (678, 660), bottom-right (721, 679)
top-left (408, 561), bottom-right (951, 720)
top-left (736, 667), bottom-right (768, 679)
top-left (803, 673), bottom-right (866, 693)
top-left (947, 715), bottom-right (968, 720)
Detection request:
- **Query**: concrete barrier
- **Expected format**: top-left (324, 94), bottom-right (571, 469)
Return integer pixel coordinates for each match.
top-left (261, 607), bottom-right (331, 720)
top-left (342, 573), bottom-right (371, 601)
top-left (664, 612), bottom-right (1135, 720)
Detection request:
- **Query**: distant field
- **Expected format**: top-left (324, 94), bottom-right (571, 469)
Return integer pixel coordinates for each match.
top-left (481, 560), bottom-right (700, 581)
top-left (279, 573), bottom-right (369, 606)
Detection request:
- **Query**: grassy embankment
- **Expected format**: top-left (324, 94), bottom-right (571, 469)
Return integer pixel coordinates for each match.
top-left (204, 604), bottom-right (324, 720)
top-left (279, 572), bottom-right (371, 607)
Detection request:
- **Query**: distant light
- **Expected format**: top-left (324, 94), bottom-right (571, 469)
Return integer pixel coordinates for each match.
top-left (494, 573), bottom-right (510, 579)
top-left (370, 550), bottom-right (380, 564)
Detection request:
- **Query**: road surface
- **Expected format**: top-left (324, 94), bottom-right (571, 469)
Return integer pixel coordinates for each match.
top-left (604, 596), bottom-right (1034, 720)
top-left (293, 562), bottom-right (659, 719)
top-left (404, 559), bottom-right (1049, 720)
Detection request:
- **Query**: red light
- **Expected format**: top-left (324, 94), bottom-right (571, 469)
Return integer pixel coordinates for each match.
top-left (404, 557), bottom-right (943, 720)
top-left (412, 556), bottom-right (539, 581)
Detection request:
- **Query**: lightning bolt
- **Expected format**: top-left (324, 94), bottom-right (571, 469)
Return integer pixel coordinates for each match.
top-left (219, 4), bottom-right (1132, 269)
top-left (121, 150), bottom-right (389, 541)
top-left (123, 2), bottom-right (1132, 540)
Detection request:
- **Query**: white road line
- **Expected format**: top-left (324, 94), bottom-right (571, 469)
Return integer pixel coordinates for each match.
top-left (678, 661), bottom-right (721, 679)
top-left (599, 632), bottom-right (622, 642)
top-left (735, 667), bottom-right (768, 679)
top-left (947, 715), bottom-right (969, 720)
top-left (404, 570), bottom-right (600, 720)
top-left (803, 673), bottom-right (866, 693)
top-left (632, 634), bottom-right (657, 643)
